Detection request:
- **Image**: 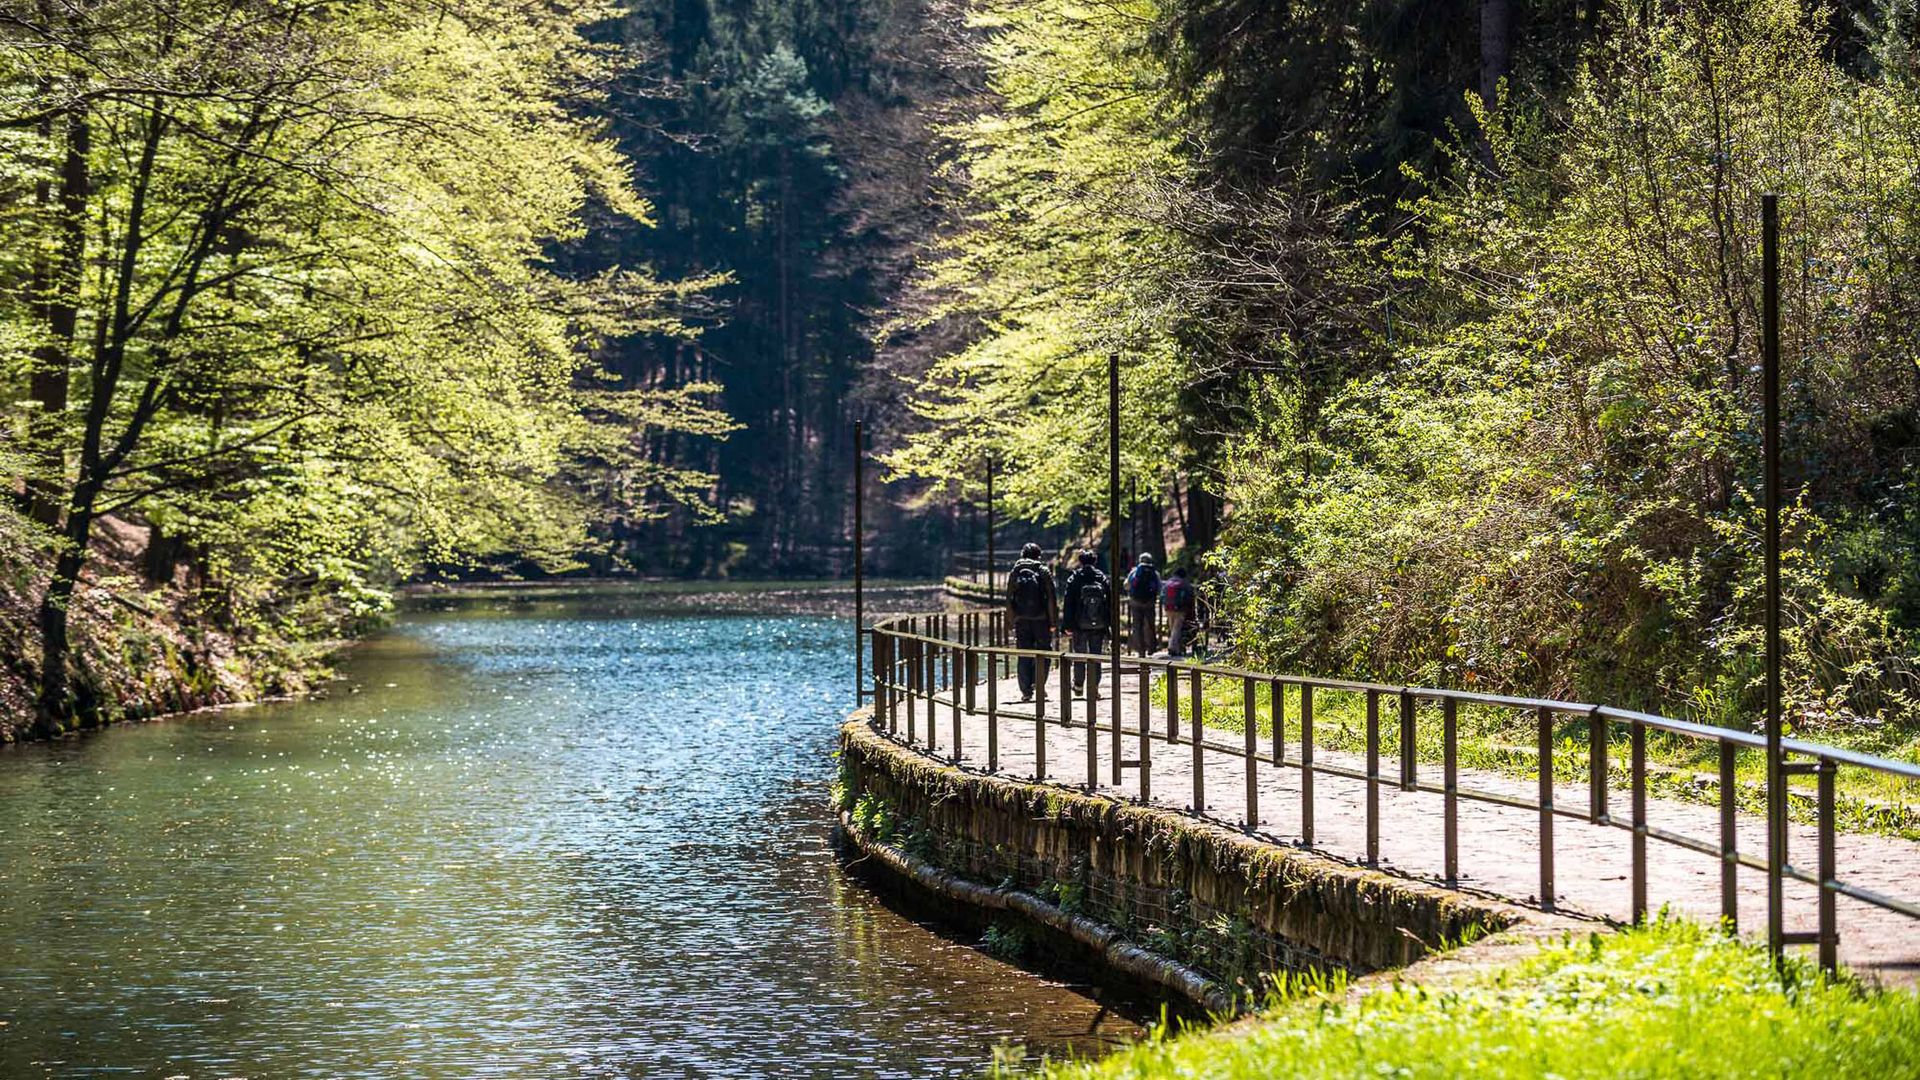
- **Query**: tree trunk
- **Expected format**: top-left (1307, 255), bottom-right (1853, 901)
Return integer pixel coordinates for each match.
top-left (26, 112), bottom-right (89, 527)
top-left (1480, 0), bottom-right (1511, 110)
top-left (1184, 481), bottom-right (1221, 558)
top-left (35, 505), bottom-right (93, 734)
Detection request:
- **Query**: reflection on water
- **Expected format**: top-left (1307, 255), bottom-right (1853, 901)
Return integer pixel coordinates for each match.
top-left (0, 586), bottom-right (1140, 1078)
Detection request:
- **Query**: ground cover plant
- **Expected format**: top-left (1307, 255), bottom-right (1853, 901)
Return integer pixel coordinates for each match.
top-left (1014, 918), bottom-right (1920, 1079)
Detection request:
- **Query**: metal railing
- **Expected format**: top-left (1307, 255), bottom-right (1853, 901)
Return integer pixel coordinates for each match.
top-left (862, 609), bottom-right (1920, 976)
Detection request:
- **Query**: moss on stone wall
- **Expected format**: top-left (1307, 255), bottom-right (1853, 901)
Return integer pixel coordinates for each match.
top-left (839, 717), bottom-right (1516, 996)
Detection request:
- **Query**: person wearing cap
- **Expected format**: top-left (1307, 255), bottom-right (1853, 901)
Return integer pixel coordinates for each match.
top-left (1004, 542), bottom-right (1058, 701)
top-left (1124, 552), bottom-right (1161, 655)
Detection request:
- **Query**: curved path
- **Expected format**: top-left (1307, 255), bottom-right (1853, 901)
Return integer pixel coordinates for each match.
top-left (882, 659), bottom-right (1920, 987)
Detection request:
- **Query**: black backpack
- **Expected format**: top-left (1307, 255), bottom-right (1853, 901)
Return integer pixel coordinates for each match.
top-left (1076, 579), bottom-right (1110, 632)
top-left (1009, 563), bottom-right (1049, 619)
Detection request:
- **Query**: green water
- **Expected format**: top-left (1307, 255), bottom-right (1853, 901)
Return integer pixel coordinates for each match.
top-left (0, 586), bottom-right (1139, 1077)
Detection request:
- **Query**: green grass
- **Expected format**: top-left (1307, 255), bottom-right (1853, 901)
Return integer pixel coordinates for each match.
top-left (1015, 919), bottom-right (1920, 1079)
top-left (1147, 672), bottom-right (1920, 838)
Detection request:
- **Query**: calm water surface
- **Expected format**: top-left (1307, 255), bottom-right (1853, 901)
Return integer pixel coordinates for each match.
top-left (0, 586), bottom-right (1140, 1077)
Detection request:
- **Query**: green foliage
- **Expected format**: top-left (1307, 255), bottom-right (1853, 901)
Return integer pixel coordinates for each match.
top-left (981, 921), bottom-right (1032, 960)
top-left (1035, 918), bottom-right (1920, 1079)
top-left (850, 790), bottom-right (897, 842)
top-left (885, 0), bottom-right (1193, 521)
top-left (0, 0), bottom-right (730, 708)
top-left (1218, 0), bottom-right (1920, 738)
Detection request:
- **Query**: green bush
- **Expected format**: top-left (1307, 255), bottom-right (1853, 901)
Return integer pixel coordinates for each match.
top-left (1217, 0), bottom-right (1920, 742)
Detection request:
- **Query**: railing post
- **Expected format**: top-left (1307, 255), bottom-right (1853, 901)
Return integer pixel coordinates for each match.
top-left (1538, 705), bottom-right (1555, 911)
top-left (1818, 758), bottom-right (1838, 975)
top-left (1034, 664), bottom-right (1048, 780)
top-left (1399, 690), bottom-right (1417, 790)
top-left (1443, 696), bottom-right (1458, 885)
top-left (1365, 690), bottom-right (1380, 865)
top-left (1632, 719), bottom-right (1648, 923)
top-left (1138, 660), bottom-right (1152, 804)
top-left (875, 631), bottom-right (891, 731)
top-left (1271, 680), bottom-right (1285, 765)
top-left (1719, 740), bottom-right (1737, 931)
top-left (1086, 650), bottom-right (1099, 791)
top-left (1300, 685), bottom-right (1315, 846)
top-left (925, 640), bottom-right (939, 754)
top-left (952, 643), bottom-right (964, 762)
top-left (1243, 676), bottom-right (1259, 829)
top-left (1191, 665), bottom-right (1205, 815)
top-left (987, 653), bottom-right (1000, 773)
top-left (1589, 710), bottom-right (1609, 822)
top-left (853, 420), bottom-right (865, 702)
top-left (1060, 645), bottom-right (1073, 732)
top-left (905, 637), bottom-right (919, 745)
top-left (1166, 665), bottom-right (1179, 740)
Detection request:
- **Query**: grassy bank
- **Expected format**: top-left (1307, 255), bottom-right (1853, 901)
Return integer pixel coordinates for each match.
top-left (1017, 919), bottom-right (1920, 1079)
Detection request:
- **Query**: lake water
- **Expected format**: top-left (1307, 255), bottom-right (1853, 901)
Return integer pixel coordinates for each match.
top-left (0, 585), bottom-right (1140, 1077)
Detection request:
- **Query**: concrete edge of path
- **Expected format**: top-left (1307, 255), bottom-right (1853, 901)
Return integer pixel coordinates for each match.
top-left (836, 711), bottom-right (1594, 1022)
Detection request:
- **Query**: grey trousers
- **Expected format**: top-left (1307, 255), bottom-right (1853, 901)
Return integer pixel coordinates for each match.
top-left (1128, 601), bottom-right (1155, 654)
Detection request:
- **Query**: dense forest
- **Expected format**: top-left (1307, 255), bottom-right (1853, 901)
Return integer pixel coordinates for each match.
top-left (883, 0), bottom-right (1920, 739)
top-left (3, 0), bottom-right (1918, 742)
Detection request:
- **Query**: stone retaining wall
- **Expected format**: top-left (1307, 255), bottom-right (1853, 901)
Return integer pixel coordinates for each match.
top-left (837, 716), bottom-right (1527, 1008)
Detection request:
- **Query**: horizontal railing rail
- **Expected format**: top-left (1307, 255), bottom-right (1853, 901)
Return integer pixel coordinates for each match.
top-left (860, 609), bottom-right (1920, 974)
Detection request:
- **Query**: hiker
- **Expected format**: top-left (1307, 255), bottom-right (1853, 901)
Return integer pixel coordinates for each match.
top-left (1162, 565), bottom-right (1196, 658)
top-left (1124, 552), bottom-right (1160, 655)
top-left (1004, 542), bottom-right (1058, 701)
top-left (1061, 549), bottom-right (1110, 695)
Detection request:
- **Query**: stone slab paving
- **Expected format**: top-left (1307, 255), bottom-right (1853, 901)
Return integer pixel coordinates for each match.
top-left (880, 660), bottom-right (1920, 988)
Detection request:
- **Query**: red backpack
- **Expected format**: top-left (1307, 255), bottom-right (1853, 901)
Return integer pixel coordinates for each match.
top-left (1161, 577), bottom-right (1192, 612)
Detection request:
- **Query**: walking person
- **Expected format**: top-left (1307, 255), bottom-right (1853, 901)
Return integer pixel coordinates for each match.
top-left (1005, 542), bottom-right (1058, 701)
top-left (1062, 550), bottom-right (1110, 695)
top-left (1162, 564), bottom-right (1196, 658)
top-left (1124, 553), bottom-right (1160, 655)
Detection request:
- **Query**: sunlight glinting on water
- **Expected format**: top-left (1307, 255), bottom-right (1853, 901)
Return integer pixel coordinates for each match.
top-left (0, 587), bottom-right (1138, 1078)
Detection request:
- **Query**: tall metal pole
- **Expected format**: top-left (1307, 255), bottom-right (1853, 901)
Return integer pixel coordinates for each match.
top-left (854, 419), bottom-right (866, 703)
top-left (986, 457), bottom-right (996, 599)
top-left (1109, 352), bottom-right (1124, 784)
top-left (1762, 193), bottom-right (1785, 961)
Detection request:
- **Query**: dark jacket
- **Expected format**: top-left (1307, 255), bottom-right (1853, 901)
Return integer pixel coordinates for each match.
top-left (1005, 557), bottom-right (1059, 626)
top-left (1063, 566), bottom-right (1111, 633)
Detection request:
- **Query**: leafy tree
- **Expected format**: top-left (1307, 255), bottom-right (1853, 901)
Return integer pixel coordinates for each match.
top-left (0, 0), bottom-right (725, 730)
top-left (886, 0), bottom-right (1193, 532)
top-left (1219, 0), bottom-right (1920, 732)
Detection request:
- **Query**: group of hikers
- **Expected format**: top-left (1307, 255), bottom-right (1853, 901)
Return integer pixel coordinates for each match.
top-left (1002, 542), bottom-right (1197, 701)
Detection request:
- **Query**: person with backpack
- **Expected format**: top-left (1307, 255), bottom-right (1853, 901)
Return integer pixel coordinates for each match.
top-left (1004, 542), bottom-right (1058, 701)
top-left (1061, 549), bottom-right (1111, 695)
top-left (1123, 553), bottom-right (1161, 655)
top-left (1162, 565), bottom-right (1196, 658)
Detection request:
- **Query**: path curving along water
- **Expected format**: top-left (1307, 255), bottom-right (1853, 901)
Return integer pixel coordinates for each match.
top-left (0, 585), bottom-right (1139, 1078)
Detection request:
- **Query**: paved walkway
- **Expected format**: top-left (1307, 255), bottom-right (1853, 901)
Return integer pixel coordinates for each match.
top-left (881, 659), bottom-right (1920, 987)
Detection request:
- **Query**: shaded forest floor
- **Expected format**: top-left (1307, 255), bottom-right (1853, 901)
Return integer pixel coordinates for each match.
top-left (0, 516), bottom-right (340, 742)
